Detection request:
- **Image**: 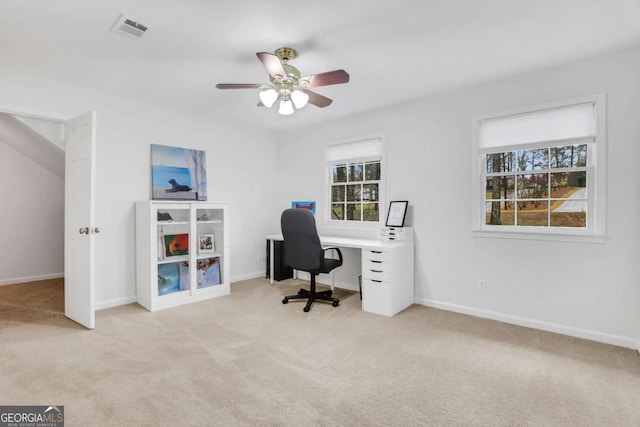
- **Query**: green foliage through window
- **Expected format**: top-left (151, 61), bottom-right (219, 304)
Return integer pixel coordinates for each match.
top-left (485, 144), bottom-right (587, 228)
top-left (331, 160), bottom-right (380, 222)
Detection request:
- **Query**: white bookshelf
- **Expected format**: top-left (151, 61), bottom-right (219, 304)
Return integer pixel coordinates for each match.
top-left (136, 201), bottom-right (230, 311)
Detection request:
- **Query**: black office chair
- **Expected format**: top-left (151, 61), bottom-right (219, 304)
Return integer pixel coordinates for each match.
top-left (280, 208), bottom-right (342, 312)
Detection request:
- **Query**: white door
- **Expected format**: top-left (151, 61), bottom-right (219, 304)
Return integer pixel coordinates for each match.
top-left (64, 111), bottom-right (96, 329)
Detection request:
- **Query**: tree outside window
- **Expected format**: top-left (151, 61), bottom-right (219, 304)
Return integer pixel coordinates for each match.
top-left (485, 144), bottom-right (587, 228)
top-left (331, 160), bottom-right (381, 222)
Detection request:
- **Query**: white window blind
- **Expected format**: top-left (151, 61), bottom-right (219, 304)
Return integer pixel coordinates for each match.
top-left (326, 137), bottom-right (382, 163)
top-left (479, 103), bottom-right (595, 149)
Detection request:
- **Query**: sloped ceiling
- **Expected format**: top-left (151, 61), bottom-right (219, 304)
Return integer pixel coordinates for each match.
top-left (0, 113), bottom-right (64, 178)
top-left (1, 0), bottom-right (639, 131)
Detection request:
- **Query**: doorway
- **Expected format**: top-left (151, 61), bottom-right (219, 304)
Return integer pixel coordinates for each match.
top-left (0, 107), bottom-right (96, 329)
top-left (0, 113), bottom-right (65, 323)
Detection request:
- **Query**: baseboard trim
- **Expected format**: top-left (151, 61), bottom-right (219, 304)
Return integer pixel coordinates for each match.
top-left (415, 297), bottom-right (637, 350)
top-left (262, 271), bottom-right (359, 293)
top-left (231, 271), bottom-right (265, 283)
top-left (96, 295), bottom-right (137, 311)
top-left (0, 273), bottom-right (64, 286)
top-left (94, 272), bottom-right (267, 311)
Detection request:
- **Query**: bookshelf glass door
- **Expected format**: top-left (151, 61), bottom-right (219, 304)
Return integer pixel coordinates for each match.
top-left (156, 205), bottom-right (190, 297)
top-left (195, 208), bottom-right (224, 289)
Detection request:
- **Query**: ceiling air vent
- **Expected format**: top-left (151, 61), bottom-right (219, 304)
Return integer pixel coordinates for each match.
top-left (110, 14), bottom-right (148, 40)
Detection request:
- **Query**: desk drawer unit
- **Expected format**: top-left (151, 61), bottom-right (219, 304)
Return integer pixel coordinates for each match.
top-left (362, 250), bottom-right (392, 316)
top-left (361, 246), bottom-right (414, 317)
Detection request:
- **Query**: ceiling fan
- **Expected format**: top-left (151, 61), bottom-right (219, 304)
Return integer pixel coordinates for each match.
top-left (215, 47), bottom-right (350, 115)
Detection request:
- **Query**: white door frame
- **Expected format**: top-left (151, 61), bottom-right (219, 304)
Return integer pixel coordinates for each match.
top-left (0, 102), bottom-right (95, 328)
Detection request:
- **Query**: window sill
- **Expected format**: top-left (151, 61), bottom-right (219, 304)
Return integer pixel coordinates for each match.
top-left (472, 229), bottom-right (605, 244)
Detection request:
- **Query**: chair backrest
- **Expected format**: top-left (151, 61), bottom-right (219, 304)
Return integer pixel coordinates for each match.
top-left (280, 208), bottom-right (322, 272)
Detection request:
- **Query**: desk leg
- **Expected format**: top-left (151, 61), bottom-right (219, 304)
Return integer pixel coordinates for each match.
top-left (269, 239), bottom-right (275, 285)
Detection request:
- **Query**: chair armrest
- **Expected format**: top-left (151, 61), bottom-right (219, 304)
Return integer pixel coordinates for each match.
top-left (322, 247), bottom-right (343, 263)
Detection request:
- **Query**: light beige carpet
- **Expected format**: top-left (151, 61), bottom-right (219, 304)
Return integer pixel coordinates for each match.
top-left (0, 278), bottom-right (639, 426)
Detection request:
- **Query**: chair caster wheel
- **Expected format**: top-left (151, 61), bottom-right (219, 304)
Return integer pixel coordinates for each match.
top-left (282, 298), bottom-right (288, 304)
top-left (332, 301), bottom-right (339, 307)
top-left (303, 306), bottom-right (310, 312)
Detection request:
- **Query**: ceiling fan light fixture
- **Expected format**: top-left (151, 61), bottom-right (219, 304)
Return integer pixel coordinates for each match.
top-left (216, 47), bottom-right (350, 116)
top-left (278, 97), bottom-right (294, 115)
top-left (259, 88), bottom-right (278, 108)
top-left (291, 90), bottom-right (309, 109)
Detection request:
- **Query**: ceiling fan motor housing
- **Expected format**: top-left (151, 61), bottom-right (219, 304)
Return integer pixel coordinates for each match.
top-left (269, 63), bottom-right (306, 95)
top-left (275, 47), bottom-right (297, 62)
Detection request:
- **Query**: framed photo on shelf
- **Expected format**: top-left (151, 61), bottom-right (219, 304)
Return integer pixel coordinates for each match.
top-left (198, 234), bottom-right (215, 254)
top-left (385, 201), bottom-right (408, 227)
top-left (164, 233), bottom-right (189, 256)
top-left (197, 257), bottom-right (221, 288)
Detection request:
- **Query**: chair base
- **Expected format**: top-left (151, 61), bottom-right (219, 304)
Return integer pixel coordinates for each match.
top-left (282, 275), bottom-right (339, 312)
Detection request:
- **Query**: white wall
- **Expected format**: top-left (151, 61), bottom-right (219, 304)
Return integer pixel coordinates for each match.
top-left (0, 69), bottom-right (280, 308)
top-left (0, 140), bottom-right (64, 284)
top-left (275, 47), bottom-right (640, 348)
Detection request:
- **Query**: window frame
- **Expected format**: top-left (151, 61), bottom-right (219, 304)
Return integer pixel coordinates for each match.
top-left (472, 94), bottom-right (606, 243)
top-left (323, 134), bottom-right (386, 229)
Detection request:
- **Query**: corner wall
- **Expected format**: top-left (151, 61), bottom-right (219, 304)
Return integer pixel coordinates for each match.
top-left (275, 47), bottom-right (640, 348)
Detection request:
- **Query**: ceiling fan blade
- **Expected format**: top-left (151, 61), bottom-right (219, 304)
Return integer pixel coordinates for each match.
top-left (303, 70), bottom-right (350, 88)
top-left (304, 90), bottom-right (333, 108)
top-left (256, 52), bottom-right (287, 79)
top-left (215, 83), bottom-right (262, 89)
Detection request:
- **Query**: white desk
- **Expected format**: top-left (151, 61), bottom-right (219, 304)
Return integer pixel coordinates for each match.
top-left (266, 233), bottom-right (415, 317)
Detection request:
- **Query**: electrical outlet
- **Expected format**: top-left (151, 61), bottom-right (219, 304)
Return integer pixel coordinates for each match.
top-left (478, 280), bottom-right (487, 292)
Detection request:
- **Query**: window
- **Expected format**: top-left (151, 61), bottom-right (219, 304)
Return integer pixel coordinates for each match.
top-left (473, 95), bottom-right (605, 240)
top-left (325, 136), bottom-right (384, 224)
top-left (485, 144), bottom-right (587, 227)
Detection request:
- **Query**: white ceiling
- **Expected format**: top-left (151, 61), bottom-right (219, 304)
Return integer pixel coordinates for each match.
top-left (1, 0), bottom-right (640, 131)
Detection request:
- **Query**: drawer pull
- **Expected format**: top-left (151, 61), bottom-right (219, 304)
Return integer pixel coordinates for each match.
top-left (371, 251), bottom-right (382, 254)
top-left (371, 270), bottom-right (383, 273)
top-left (371, 260), bottom-right (382, 263)
top-left (371, 279), bottom-right (382, 283)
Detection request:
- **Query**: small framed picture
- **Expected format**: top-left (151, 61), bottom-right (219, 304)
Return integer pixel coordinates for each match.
top-left (291, 201), bottom-right (316, 214)
top-left (385, 201), bottom-right (408, 227)
top-left (198, 234), bottom-right (215, 254)
top-left (197, 257), bottom-right (221, 288)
